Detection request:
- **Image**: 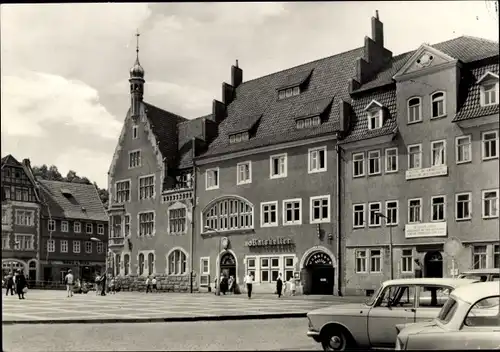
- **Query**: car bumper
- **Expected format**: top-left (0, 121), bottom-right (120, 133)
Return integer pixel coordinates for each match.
top-left (307, 330), bottom-right (321, 341)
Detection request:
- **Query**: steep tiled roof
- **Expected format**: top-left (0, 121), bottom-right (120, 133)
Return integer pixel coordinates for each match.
top-left (1, 155), bottom-right (22, 167)
top-left (339, 87), bottom-right (398, 144)
top-left (177, 114), bottom-right (212, 170)
top-left (200, 47), bottom-right (364, 157)
top-left (453, 62), bottom-right (500, 122)
top-left (143, 102), bottom-right (187, 168)
top-left (38, 179), bottom-right (108, 222)
top-left (354, 36), bottom-right (499, 93)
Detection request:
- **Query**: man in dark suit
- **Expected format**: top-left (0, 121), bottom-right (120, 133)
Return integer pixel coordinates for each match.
top-left (5, 273), bottom-right (14, 296)
top-left (16, 271), bottom-right (27, 300)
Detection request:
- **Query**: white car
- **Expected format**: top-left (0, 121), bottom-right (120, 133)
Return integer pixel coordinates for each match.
top-left (306, 278), bottom-right (477, 351)
top-left (395, 281), bottom-right (500, 350)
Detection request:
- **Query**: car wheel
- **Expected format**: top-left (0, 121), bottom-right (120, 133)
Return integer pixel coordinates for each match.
top-left (321, 329), bottom-right (349, 351)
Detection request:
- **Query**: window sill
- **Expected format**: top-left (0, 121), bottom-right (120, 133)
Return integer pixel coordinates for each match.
top-left (482, 216), bottom-right (499, 220)
top-left (430, 219), bottom-right (446, 223)
top-left (456, 160), bottom-right (472, 165)
top-left (353, 226), bottom-right (365, 229)
top-left (482, 156), bottom-right (499, 161)
top-left (205, 186), bottom-right (220, 191)
top-left (353, 174), bottom-right (365, 179)
top-left (283, 222), bottom-right (302, 226)
top-left (308, 169), bottom-right (327, 174)
top-left (237, 181), bottom-right (252, 186)
top-left (261, 223), bottom-right (278, 228)
top-left (270, 175), bottom-right (287, 180)
top-left (355, 271), bottom-right (368, 274)
top-left (455, 218), bottom-right (472, 222)
top-left (430, 114), bottom-right (447, 120)
top-left (311, 220), bottom-right (330, 225)
top-left (368, 224), bottom-right (382, 228)
top-left (407, 120), bottom-right (423, 125)
top-left (368, 172), bottom-right (382, 177)
top-left (385, 170), bottom-right (398, 174)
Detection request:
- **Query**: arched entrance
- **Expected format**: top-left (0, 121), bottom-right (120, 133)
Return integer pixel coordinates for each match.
top-left (219, 252), bottom-right (236, 279)
top-left (2, 259), bottom-right (27, 277)
top-left (424, 251), bottom-right (443, 278)
top-left (302, 251), bottom-right (335, 295)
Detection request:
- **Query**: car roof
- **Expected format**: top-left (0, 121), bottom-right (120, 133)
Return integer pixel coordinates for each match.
top-left (383, 278), bottom-right (477, 287)
top-left (460, 268), bottom-right (500, 275)
top-left (451, 281), bottom-right (500, 304)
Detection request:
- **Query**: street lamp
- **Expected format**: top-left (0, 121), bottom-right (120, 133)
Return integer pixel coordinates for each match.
top-left (375, 212), bottom-right (394, 280)
top-left (204, 226), bottom-right (223, 296)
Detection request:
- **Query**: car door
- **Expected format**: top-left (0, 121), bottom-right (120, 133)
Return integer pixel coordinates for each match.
top-left (414, 284), bottom-right (451, 322)
top-left (367, 285), bottom-right (416, 348)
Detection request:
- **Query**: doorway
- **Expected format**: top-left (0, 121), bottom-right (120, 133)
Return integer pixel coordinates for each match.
top-left (302, 251), bottom-right (335, 295)
top-left (424, 251), bottom-right (443, 278)
top-left (219, 252), bottom-right (236, 279)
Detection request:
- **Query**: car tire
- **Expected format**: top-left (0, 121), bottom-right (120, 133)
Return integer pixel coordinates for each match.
top-left (321, 328), bottom-right (350, 351)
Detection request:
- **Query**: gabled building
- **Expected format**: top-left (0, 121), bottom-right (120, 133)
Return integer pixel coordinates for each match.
top-left (38, 180), bottom-right (109, 283)
top-left (1, 155), bottom-right (42, 282)
top-left (340, 35), bottom-right (499, 295)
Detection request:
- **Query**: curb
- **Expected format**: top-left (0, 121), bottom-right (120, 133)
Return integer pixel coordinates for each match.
top-left (2, 312), bottom-right (307, 325)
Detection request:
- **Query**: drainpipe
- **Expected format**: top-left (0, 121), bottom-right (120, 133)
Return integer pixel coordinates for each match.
top-left (336, 144), bottom-right (343, 297)
top-left (190, 137), bottom-right (196, 294)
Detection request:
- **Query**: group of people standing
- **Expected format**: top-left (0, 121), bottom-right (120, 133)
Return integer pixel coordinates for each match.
top-left (215, 273), bottom-right (236, 295)
top-left (3, 270), bottom-right (28, 299)
top-left (145, 276), bottom-right (158, 293)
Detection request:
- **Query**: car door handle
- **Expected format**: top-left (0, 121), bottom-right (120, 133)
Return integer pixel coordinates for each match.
top-left (405, 308), bottom-right (416, 313)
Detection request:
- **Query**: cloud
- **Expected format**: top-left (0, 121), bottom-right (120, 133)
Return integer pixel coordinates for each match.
top-left (1, 70), bottom-right (122, 139)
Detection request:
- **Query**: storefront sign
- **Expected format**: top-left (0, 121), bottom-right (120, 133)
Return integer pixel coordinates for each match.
top-left (405, 165), bottom-right (448, 180)
top-left (306, 252), bottom-right (333, 266)
top-left (405, 222), bottom-right (447, 238)
top-left (244, 237), bottom-right (293, 247)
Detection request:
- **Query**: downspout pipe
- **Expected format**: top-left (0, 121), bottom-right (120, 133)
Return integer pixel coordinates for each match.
top-left (190, 137), bottom-right (197, 294)
top-left (336, 144), bottom-right (343, 296)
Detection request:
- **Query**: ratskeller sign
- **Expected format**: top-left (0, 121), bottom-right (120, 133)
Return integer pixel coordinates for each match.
top-left (244, 238), bottom-right (293, 247)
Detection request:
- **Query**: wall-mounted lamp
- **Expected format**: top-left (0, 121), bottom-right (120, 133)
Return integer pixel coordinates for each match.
top-left (328, 233), bottom-right (334, 241)
top-left (317, 224), bottom-right (321, 238)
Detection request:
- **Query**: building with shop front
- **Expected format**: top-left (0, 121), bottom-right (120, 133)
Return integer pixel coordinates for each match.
top-left (1, 155), bottom-right (42, 282)
top-left (339, 34), bottom-right (499, 295)
top-left (38, 180), bottom-right (108, 283)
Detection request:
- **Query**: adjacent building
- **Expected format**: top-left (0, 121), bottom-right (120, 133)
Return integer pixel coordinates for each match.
top-left (107, 12), bottom-right (499, 295)
top-left (1, 155), bottom-right (42, 282)
top-left (37, 180), bottom-right (109, 283)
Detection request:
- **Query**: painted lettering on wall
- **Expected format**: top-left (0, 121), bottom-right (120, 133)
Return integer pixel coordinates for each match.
top-left (244, 238), bottom-right (293, 247)
top-left (306, 252), bottom-right (332, 266)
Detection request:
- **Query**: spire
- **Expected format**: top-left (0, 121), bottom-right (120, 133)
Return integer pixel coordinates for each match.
top-left (130, 29), bottom-right (144, 79)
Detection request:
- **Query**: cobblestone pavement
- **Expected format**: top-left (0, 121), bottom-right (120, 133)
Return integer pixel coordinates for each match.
top-left (2, 290), bottom-right (365, 323)
top-left (3, 318), bottom-right (321, 351)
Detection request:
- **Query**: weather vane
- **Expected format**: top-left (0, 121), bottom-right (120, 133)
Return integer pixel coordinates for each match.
top-left (135, 29), bottom-right (140, 57)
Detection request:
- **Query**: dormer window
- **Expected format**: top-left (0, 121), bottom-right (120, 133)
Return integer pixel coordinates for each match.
top-left (296, 115), bottom-right (321, 129)
top-left (229, 132), bottom-right (250, 144)
top-left (364, 100), bottom-right (385, 131)
top-left (407, 97), bottom-right (422, 123)
top-left (278, 86), bottom-right (300, 100)
top-left (478, 72), bottom-right (499, 107)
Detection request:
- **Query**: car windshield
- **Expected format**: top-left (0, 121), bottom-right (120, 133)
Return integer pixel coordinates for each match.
top-left (461, 274), bottom-right (489, 282)
top-left (365, 285), bottom-right (383, 306)
top-left (437, 297), bottom-right (459, 324)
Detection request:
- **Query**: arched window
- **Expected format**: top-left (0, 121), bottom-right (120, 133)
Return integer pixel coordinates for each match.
top-left (168, 249), bottom-right (187, 275)
top-left (138, 253), bottom-right (144, 275)
top-left (148, 253), bottom-right (154, 276)
top-left (115, 254), bottom-right (121, 276)
top-left (431, 92), bottom-right (446, 118)
top-left (203, 197), bottom-right (253, 232)
top-left (124, 254), bottom-right (130, 276)
top-left (407, 97), bottom-right (422, 123)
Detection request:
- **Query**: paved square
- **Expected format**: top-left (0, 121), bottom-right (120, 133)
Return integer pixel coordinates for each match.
top-left (2, 290), bottom-right (364, 323)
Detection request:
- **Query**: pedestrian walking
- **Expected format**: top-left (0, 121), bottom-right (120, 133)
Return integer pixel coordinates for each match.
top-left (100, 274), bottom-right (107, 296)
top-left (145, 276), bottom-right (151, 293)
top-left (109, 277), bottom-right (116, 294)
top-left (64, 270), bottom-right (74, 298)
top-left (276, 273), bottom-right (283, 298)
top-left (12, 271), bottom-right (17, 295)
top-left (228, 275), bottom-right (235, 294)
top-left (243, 272), bottom-right (254, 299)
top-left (287, 277), bottom-right (296, 296)
top-left (5, 273), bottom-right (14, 296)
top-left (16, 271), bottom-right (27, 300)
top-left (151, 276), bottom-right (157, 292)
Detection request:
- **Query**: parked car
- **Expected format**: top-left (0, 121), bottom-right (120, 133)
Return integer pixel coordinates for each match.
top-left (395, 281), bottom-right (500, 350)
top-left (306, 278), bottom-right (478, 351)
top-left (457, 268), bottom-right (500, 282)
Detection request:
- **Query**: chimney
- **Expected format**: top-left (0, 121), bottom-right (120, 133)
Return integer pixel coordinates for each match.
top-left (222, 82), bottom-right (235, 105)
top-left (231, 59), bottom-right (243, 88)
top-left (371, 10), bottom-right (383, 47)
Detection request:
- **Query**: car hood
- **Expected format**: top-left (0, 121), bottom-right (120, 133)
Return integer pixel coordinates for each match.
top-left (308, 303), bottom-right (367, 316)
top-left (396, 320), bottom-right (442, 336)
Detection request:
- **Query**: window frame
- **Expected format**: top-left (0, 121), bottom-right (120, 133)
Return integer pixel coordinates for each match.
top-left (168, 206), bottom-right (187, 235)
top-left (85, 241), bottom-right (92, 254)
top-left (455, 135), bottom-right (472, 164)
top-left (401, 249), bottom-right (414, 273)
top-left (481, 130), bottom-right (499, 161)
top-left (128, 149), bottom-right (142, 169)
top-left (407, 96), bottom-right (423, 123)
top-left (385, 147), bottom-right (399, 173)
top-left (47, 239), bottom-right (55, 253)
top-left (236, 161), bottom-right (252, 185)
top-left (138, 174), bottom-right (156, 200)
top-left (385, 200), bottom-right (399, 226)
top-left (200, 257), bottom-right (210, 275)
top-left (138, 210), bottom-right (155, 237)
top-left (368, 202), bottom-right (382, 227)
top-left (74, 221), bottom-right (81, 233)
top-left (202, 197), bottom-right (254, 233)
top-left (115, 179), bottom-right (132, 203)
top-left (479, 77), bottom-right (499, 107)
top-left (455, 192), bottom-right (472, 221)
top-left (367, 150), bottom-right (382, 176)
top-left (73, 240), bottom-right (80, 253)
top-left (355, 249), bottom-right (368, 273)
top-left (269, 153), bottom-right (288, 179)
top-left (61, 221), bottom-right (69, 233)
top-left (431, 139), bottom-right (447, 166)
top-left (132, 124), bottom-right (138, 139)
top-left (308, 146), bottom-right (327, 174)
top-left (97, 224), bottom-right (104, 235)
top-left (353, 203), bottom-right (366, 229)
top-left (407, 143), bottom-right (422, 169)
top-left (352, 152), bottom-right (365, 178)
top-left (85, 223), bottom-right (93, 234)
top-left (260, 201), bottom-right (278, 227)
top-left (60, 239), bottom-right (68, 253)
top-left (310, 195), bottom-right (331, 224)
top-left (48, 220), bottom-right (56, 232)
top-left (168, 249), bottom-right (188, 275)
top-left (282, 198), bottom-right (302, 226)
top-left (367, 109), bottom-right (383, 130)
top-left (14, 209), bottom-right (35, 227)
top-left (369, 249), bottom-right (383, 273)
top-left (408, 198), bottom-right (423, 224)
top-left (430, 91), bottom-right (447, 119)
top-left (431, 195), bottom-right (447, 222)
top-left (205, 167), bottom-right (220, 190)
top-left (472, 246), bottom-right (487, 270)
top-left (482, 189), bottom-right (499, 219)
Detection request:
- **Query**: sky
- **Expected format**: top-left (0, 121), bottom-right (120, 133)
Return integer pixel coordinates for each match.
top-left (1, 1), bottom-right (498, 188)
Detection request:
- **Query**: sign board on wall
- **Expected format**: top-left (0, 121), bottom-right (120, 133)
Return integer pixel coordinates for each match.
top-left (244, 238), bottom-right (293, 247)
top-left (405, 222), bottom-right (447, 238)
top-left (405, 165), bottom-right (448, 180)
